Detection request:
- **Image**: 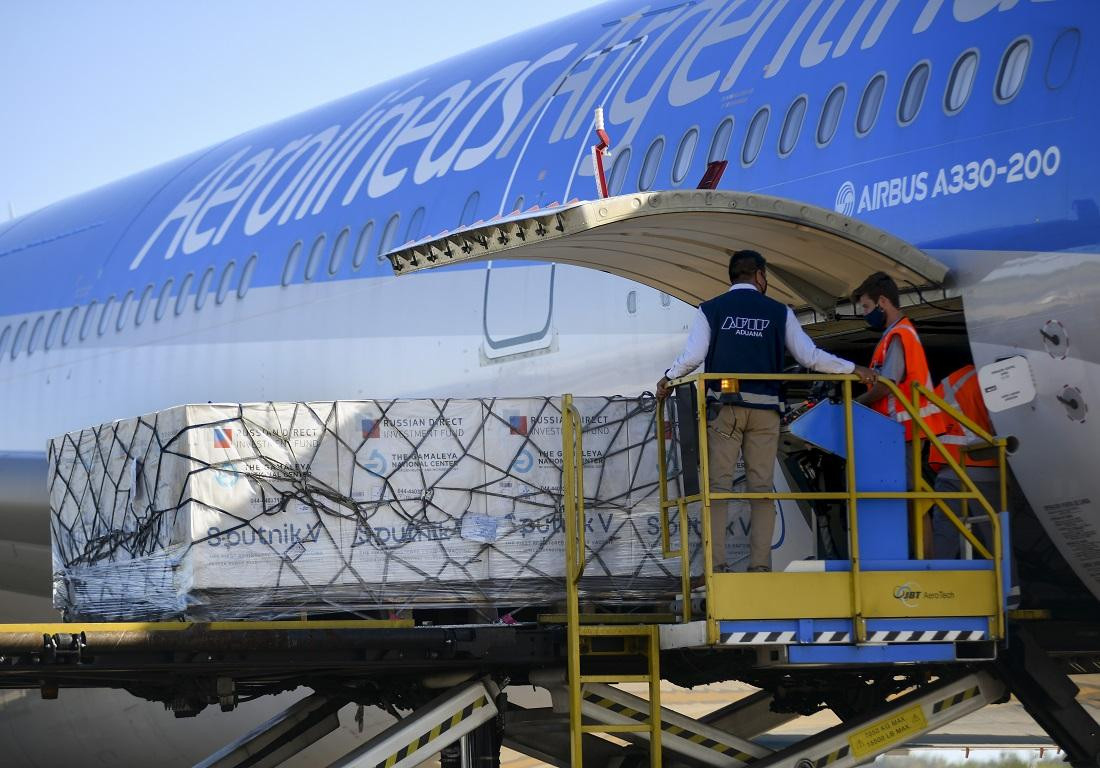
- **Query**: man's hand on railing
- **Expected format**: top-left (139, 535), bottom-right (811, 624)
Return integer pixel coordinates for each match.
top-left (656, 376), bottom-right (672, 400)
top-left (853, 365), bottom-right (878, 388)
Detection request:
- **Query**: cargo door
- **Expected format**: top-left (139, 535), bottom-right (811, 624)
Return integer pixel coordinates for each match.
top-left (387, 191), bottom-right (949, 316)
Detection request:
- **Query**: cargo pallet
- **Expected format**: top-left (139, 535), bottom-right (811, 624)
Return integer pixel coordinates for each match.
top-left (1, 374), bottom-right (1099, 767)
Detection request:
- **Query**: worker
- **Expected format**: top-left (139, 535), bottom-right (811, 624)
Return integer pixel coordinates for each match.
top-left (928, 364), bottom-right (999, 558)
top-left (852, 272), bottom-right (946, 441)
top-left (657, 250), bottom-right (876, 573)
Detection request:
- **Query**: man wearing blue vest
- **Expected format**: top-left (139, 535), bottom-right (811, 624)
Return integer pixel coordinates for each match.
top-left (657, 250), bottom-right (876, 572)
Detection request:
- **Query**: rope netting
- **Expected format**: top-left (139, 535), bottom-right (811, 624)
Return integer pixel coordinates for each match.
top-left (49, 396), bottom-right (700, 621)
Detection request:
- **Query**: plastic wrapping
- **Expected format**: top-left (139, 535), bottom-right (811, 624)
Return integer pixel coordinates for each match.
top-left (49, 396), bottom-right (701, 621)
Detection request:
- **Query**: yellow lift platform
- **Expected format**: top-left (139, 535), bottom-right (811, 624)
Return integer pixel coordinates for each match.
top-left (557, 370), bottom-right (1012, 768)
top-left (654, 372), bottom-right (1008, 655)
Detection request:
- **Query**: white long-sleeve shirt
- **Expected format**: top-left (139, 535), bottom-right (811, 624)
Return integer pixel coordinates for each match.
top-left (665, 284), bottom-right (855, 379)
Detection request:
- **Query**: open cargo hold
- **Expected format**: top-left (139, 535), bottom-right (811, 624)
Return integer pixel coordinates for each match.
top-left (49, 396), bottom-right (811, 621)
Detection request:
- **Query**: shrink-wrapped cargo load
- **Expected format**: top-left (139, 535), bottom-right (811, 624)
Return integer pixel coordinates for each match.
top-left (49, 396), bottom-right (812, 621)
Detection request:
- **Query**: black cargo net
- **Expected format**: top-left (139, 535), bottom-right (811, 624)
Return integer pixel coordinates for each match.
top-left (49, 397), bottom-right (694, 621)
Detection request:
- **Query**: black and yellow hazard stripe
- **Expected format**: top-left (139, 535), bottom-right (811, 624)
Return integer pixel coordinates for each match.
top-left (581, 691), bottom-right (756, 763)
top-left (931, 685), bottom-right (981, 715)
top-left (373, 695), bottom-right (488, 768)
top-left (815, 744), bottom-right (851, 767)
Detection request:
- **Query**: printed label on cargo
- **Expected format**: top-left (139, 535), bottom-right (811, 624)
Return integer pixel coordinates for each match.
top-left (462, 514), bottom-right (500, 543)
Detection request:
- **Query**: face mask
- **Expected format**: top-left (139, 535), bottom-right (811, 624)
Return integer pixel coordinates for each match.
top-left (864, 306), bottom-right (887, 331)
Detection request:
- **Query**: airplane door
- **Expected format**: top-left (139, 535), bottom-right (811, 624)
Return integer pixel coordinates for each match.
top-left (481, 261), bottom-right (556, 360)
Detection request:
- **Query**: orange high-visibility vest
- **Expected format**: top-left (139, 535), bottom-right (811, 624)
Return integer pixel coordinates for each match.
top-left (928, 365), bottom-right (998, 470)
top-left (868, 317), bottom-right (946, 440)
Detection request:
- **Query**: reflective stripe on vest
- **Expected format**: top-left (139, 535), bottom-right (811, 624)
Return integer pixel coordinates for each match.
top-left (930, 365), bottom-right (997, 468)
top-left (888, 401), bottom-right (944, 423)
top-left (869, 318), bottom-right (945, 439)
top-left (942, 366), bottom-right (979, 440)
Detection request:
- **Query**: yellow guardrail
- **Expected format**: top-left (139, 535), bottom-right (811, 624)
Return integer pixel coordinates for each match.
top-left (656, 372), bottom-right (1008, 645)
top-left (562, 394), bottom-right (585, 765)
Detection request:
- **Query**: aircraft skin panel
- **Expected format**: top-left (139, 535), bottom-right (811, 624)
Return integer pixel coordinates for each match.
top-left (0, 267), bottom-right (694, 454)
top-left (952, 246), bottom-right (1100, 599)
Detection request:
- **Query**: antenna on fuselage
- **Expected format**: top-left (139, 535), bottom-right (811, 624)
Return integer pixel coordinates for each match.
top-left (6, 202), bottom-right (14, 221)
top-left (591, 107), bottom-right (612, 199)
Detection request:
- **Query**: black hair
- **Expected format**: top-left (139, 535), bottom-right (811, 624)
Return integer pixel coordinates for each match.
top-left (852, 271), bottom-right (901, 307)
top-left (727, 249), bottom-right (766, 284)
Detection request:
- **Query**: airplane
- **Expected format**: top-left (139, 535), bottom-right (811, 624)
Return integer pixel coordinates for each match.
top-left (0, 0), bottom-right (1097, 765)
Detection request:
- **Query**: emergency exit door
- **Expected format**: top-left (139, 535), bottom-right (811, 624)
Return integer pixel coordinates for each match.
top-left (481, 261), bottom-right (555, 360)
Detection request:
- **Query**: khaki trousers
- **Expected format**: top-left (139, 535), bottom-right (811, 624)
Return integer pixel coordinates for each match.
top-left (707, 404), bottom-right (781, 570)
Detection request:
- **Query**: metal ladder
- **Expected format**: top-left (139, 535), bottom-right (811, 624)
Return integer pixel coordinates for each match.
top-left (563, 394), bottom-right (663, 767)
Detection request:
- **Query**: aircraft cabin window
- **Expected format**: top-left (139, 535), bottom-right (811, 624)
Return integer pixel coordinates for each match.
top-left (215, 263), bottom-right (236, 305)
top-left (405, 206), bottom-right (425, 245)
top-left (707, 117), bottom-right (734, 163)
top-left (62, 306), bottom-right (80, 345)
top-left (639, 136), bottom-right (665, 191)
top-left (856, 73), bottom-right (887, 136)
top-left (608, 147), bottom-right (631, 195)
top-left (329, 228), bottom-right (349, 275)
top-left (0, 325), bottom-right (9, 361)
top-left (996, 38), bottom-right (1031, 103)
top-left (305, 233), bottom-right (326, 281)
top-left (97, 295), bottom-right (116, 336)
top-left (80, 302), bottom-right (99, 341)
top-left (626, 290), bottom-right (637, 315)
top-left (237, 253), bottom-right (257, 299)
top-left (45, 311), bottom-right (62, 351)
top-left (155, 280), bottom-right (174, 322)
top-left (672, 127), bottom-right (698, 184)
top-left (945, 50), bottom-right (979, 114)
top-left (741, 107), bottom-right (769, 166)
top-left (11, 320), bottom-right (27, 360)
top-left (116, 290), bottom-right (134, 331)
top-left (135, 284), bottom-right (154, 326)
top-left (816, 84), bottom-right (845, 146)
top-left (511, 195), bottom-right (524, 213)
top-left (27, 316), bottom-right (44, 355)
top-left (195, 268), bottom-right (215, 310)
top-left (899, 61), bottom-right (931, 126)
top-left (460, 192), bottom-right (479, 227)
top-left (778, 96), bottom-right (807, 157)
top-left (1046, 29), bottom-right (1080, 90)
top-left (174, 274), bottom-right (194, 317)
top-left (353, 221), bottom-right (373, 270)
top-left (660, 292), bottom-right (671, 308)
top-left (378, 213), bottom-right (401, 259)
top-left (282, 241), bottom-right (302, 287)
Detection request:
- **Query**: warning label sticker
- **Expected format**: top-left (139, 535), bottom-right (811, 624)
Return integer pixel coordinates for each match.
top-left (848, 704), bottom-right (928, 758)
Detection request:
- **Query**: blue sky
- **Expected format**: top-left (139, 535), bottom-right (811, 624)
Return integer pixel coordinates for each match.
top-left (0, 1), bottom-right (596, 218)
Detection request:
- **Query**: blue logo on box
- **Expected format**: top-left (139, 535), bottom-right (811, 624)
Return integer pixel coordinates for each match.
top-left (511, 448), bottom-right (534, 474)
